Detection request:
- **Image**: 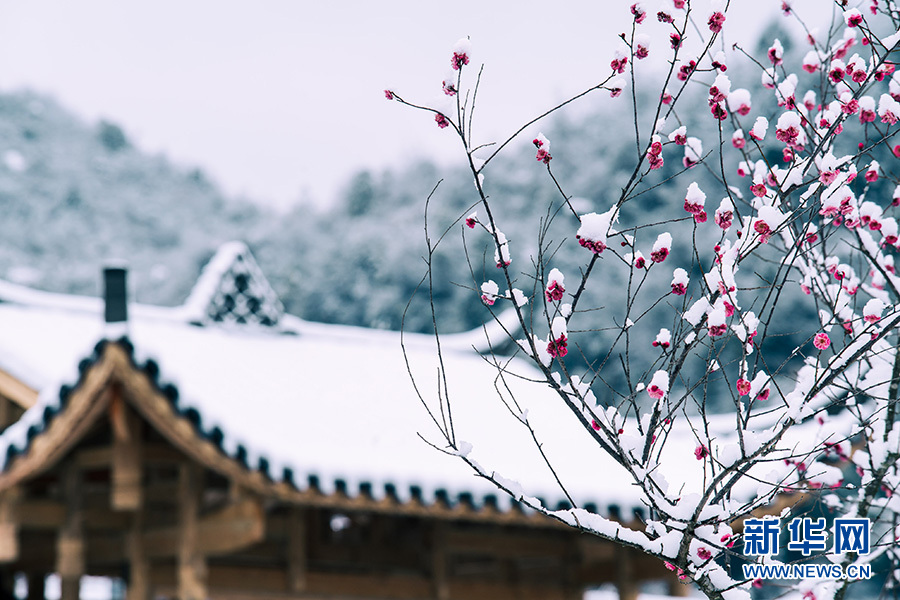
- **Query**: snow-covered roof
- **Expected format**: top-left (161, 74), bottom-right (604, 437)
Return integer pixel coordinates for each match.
top-left (0, 243), bottom-right (702, 519)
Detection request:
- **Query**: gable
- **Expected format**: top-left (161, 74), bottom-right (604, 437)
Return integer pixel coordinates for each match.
top-left (182, 241), bottom-right (284, 327)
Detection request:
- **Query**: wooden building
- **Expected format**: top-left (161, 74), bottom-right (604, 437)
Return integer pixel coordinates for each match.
top-left (0, 243), bottom-right (685, 600)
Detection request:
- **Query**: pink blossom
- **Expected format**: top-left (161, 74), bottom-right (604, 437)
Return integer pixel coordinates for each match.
top-left (631, 3), bottom-right (646, 23)
top-left (829, 63), bottom-right (846, 83)
top-left (842, 98), bottom-right (860, 115)
top-left (661, 90), bottom-right (673, 105)
top-left (683, 182), bottom-right (706, 219)
top-left (547, 334), bottom-right (568, 358)
top-left (578, 238), bottom-right (607, 254)
top-left (609, 80), bottom-right (625, 98)
top-left (710, 102), bottom-right (727, 120)
top-left (652, 328), bottom-right (671, 349)
top-left (545, 270), bottom-right (566, 302)
top-left (673, 0), bottom-right (685, 7)
top-left (647, 371), bottom-right (669, 400)
top-left (435, 113), bottom-right (450, 129)
top-left (814, 332), bottom-right (830, 350)
top-left (752, 578), bottom-right (763, 589)
top-left (708, 323), bottom-right (726, 336)
top-left (651, 233), bottom-right (672, 263)
top-left (442, 79), bottom-right (457, 96)
top-left (545, 279), bottom-right (566, 300)
top-left (451, 51), bottom-right (469, 70)
top-left (721, 534), bottom-right (735, 548)
top-left (694, 445), bottom-right (709, 460)
top-left (845, 8), bottom-right (864, 27)
top-left (671, 268), bottom-right (689, 295)
top-left (737, 378), bottom-right (751, 396)
top-left (657, 11), bottom-right (674, 23)
top-left (697, 547), bottom-right (712, 560)
top-left (715, 208), bottom-right (733, 230)
top-left (750, 184), bottom-right (767, 198)
top-left (635, 41), bottom-right (649, 59)
top-left (754, 219), bottom-right (772, 242)
top-left (670, 33), bottom-right (682, 50)
top-left (610, 56), bottom-right (628, 74)
top-left (768, 40), bottom-right (784, 65)
top-left (384, 89), bottom-right (395, 100)
top-left (465, 217), bottom-right (477, 229)
top-left (533, 135), bottom-right (552, 164)
top-left (708, 12), bottom-right (725, 33)
top-left (480, 281), bottom-right (499, 306)
top-left (677, 60), bottom-right (696, 80)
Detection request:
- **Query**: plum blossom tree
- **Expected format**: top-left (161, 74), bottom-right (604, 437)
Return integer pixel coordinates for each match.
top-left (390, 2), bottom-right (900, 599)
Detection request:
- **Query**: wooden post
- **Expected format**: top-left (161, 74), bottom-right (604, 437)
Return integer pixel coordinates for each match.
top-left (0, 487), bottom-right (20, 563)
top-left (667, 576), bottom-right (692, 597)
top-left (287, 508), bottom-right (307, 593)
top-left (0, 569), bottom-right (16, 600)
top-left (111, 394), bottom-right (143, 511)
top-left (126, 510), bottom-right (150, 600)
top-left (615, 547), bottom-right (639, 600)
top-left (0, 397), bottom-right (9, 431)
top-left (563, 536), bottom-right (584, 600)
top-left (178, 463), bottom-right (207, 600)
top-left (432, 523), bottom-right (449, 600)
top-left (26, 573), bottom-right (45, 600)
top-left (57, 468), bottom-right (84, 600)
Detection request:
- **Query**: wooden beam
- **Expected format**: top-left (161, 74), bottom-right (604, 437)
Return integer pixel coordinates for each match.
top-left (148, 495), bottom-right (264, 558)
top-left (432, 523), bottom-right (449, 600)
top-left (57, 468), bottom-right (83, 600)
top-left (17, 501), bottom-right (134, 531)
top-left (76, 443), bottom-right (184, 470)
top-left (178, 463), bottom-right (207, 600)
top-left (126, 511), bottom-right (150, 600)
top-left (446, 528), bottom-right (569, 559)
top-left (286, 508), bottom-right (306, 593)
top-left (111, 393), bottom-right (143, 511)
top-left (614, 547), bottom-right (639, 600)
top-left (0, 487), bottom-right (21, 563)
top-left (0, 368), bottom-right (38, 410)
top-left (153, 566), bottom-right (582, 600)
top-left (84, 495), bottom-right (265, 564)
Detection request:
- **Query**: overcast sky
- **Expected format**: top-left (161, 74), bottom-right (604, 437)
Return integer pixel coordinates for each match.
top-left (0, 1), bottom-right (828, 212)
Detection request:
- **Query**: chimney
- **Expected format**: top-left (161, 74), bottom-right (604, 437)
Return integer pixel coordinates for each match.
top-left (103, 266), bottom-right (128, 324)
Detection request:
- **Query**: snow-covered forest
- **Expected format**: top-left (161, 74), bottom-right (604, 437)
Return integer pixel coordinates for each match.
top-left (0, 20), bottom-right (832, 414)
